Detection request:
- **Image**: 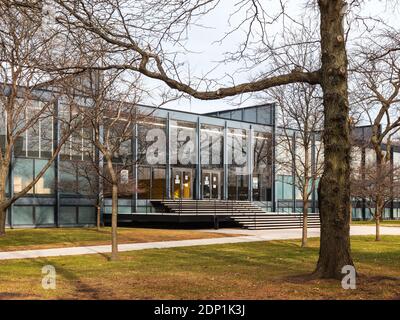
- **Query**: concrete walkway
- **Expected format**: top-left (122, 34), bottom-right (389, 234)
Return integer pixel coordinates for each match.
top-left (0, 226), bottom-right (399, 261)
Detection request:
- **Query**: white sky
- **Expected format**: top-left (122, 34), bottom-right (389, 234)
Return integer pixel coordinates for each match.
top-left (140, 0), bottom-right (400, 114)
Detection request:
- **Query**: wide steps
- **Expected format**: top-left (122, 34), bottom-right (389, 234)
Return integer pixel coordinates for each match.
top-left (154, 200), bottom-right (320, 230)
top-left (231, 214), bottom-right (320, 230)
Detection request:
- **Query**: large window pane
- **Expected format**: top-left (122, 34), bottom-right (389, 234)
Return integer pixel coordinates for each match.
top-left (170, 120), bottom-right (196, 166)
top-left (253, 131), bottom-right (272, 201)
top-left (35, 206), bottom-right (55, 225)
top-left (13, 158), bottom-right (33, 194)
top-left (228, 169), bottom-right (238, 200)
top-left (243, 108), bottom-right (257, 123)
top-left (138, 166), bottom-right (151, 199)
top-left (13, 206), bottom-right (34, 225)
top-left (27, 121), bottom-right (40, 158)
top-left (152, 168), bottom-right (166, 199)
top-left (40, 115), bottom-right (53, 158)
top-left (138, 118), bottom-right (166, 165)
top-left (59, 206), bottom-right (77, 224)
top-left (257, 106), bottom-right (273, 125)
top-left (78, 207), bottom-right (96, 224)
top-left (230, 110), bottom-right (242, 121)
top-left (34, 160), bottom-right (55, 194)
top-left (200, 124), bottom-right (223, 167)
top-left (59, 161), bottom-right (77, 194)
top-left (238, 175), bottom-right (249, 200)
top-left (276, 175), bottom-right (293, 200)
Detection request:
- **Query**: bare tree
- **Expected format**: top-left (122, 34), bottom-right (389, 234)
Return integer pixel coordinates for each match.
top-left (351, 42), bottom-right (400, 240)
top-left (273, 86), bottom-right (324, 247)
top-left (74, 70), bottom-right (142, 261)
top-left (58, 159), bottom-right (103, 230)
top-left (351, 160), bottom-right (400, 240)
top-left (11, 0), bottom-right (399, 278)
top-left (0, 3), bottom-right (80, 235)
top-left (266, 21), bottom-right (324, 247)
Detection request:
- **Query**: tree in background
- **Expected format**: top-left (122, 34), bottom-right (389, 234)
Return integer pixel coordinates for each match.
top-left (351, 160), bottom-right (400, 239)
top-left (351, 39), bottom-right (400, 240)
top-left (266, 21), bottom-right (324, 247)
top-left (0, 3), bottom-right (82, 235)
top-left (73, 70), bottom-right (142, 261)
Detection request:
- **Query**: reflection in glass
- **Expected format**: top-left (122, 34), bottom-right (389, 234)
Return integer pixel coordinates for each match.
top-left (170, 121), bottom-right (196, 166)
top-left (13, 158), bottom-right (33, 194)
top-left (200, 124), bottom-right (223, 167)
top-left (253, 131), bottom-right (272, 201)
top-left (152, 168), bottom-right (166, 199)
top-left (138, 166), bottom-right (151, 199)
top-left (34, 159), bottom-right (54, 194)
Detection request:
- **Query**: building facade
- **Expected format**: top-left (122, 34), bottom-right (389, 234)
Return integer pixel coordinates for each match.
top-left (2, 97), bottom-right (398, 229)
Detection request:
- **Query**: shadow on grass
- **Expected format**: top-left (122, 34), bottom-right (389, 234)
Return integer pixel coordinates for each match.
top-left (28, 255), bottom-right (112, 299)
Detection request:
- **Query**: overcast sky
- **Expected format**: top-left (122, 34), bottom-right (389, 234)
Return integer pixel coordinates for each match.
top-left (140, 0), bottom-right (400, 114)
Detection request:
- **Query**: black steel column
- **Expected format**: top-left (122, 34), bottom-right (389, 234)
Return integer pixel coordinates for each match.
top-left (8, 147), bottom-right (14, 228)
top-left (271, 103), bottom-right (277, 212)
top-left (166, 112), bottom-right (171, 199)
top-left (361, 147), bottom-right (366, 220)
top-left (196, 117), bottom-right (201, 199)
top-left (292, 131), bottom-right (296, 213)
top-left (54, 99), bottom-right (60, 227)
top-left (248, 126), bottom-right (253, 202)
top-left (223, 121), bottom-right (228, 200)
top-left (311, 133), bottom-right (316, 213)
top-left (390, 147), bottom-right (394, 219)
top-left (132, 119), bottom-right (138, 212)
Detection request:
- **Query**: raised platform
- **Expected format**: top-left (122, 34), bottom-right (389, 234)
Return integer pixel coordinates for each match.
top-left (104, 200), bottom-right (321, 230)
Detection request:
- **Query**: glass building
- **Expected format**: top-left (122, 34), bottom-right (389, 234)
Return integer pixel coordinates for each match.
top-left (3, 98), bottom-right (387, 229)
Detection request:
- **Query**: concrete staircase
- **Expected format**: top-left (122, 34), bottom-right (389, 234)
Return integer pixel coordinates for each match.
top-left (158, 200), bottom-right (266, 215)
top-left (230, 213), bottom-right (320, 230)
top-left (155, 200), bottom-right (320, 230)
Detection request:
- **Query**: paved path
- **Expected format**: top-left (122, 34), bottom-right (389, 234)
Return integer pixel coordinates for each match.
top-left (0, 226), bottom-right (399, 261)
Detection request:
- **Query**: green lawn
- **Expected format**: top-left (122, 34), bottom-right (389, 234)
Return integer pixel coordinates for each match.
top-left (0, 227), bottom-right (235, 251)
top-left (0, 235), bottom-right (399, 299)
top-left (352, 220), bottom-right (400, 227)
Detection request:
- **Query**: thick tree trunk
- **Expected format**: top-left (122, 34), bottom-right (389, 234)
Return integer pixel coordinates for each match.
top-left (302, 198), bottom-right (309, 248)
top-left (314, 0), bottom-right (354, 279)
top-left (0, 206), bottom-right (6, 237)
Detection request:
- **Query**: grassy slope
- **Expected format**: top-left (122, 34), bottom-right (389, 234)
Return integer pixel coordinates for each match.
top-left (0, 228), bottom-right (235, 251)
top-left (0, 235), bottom-right (399, 299)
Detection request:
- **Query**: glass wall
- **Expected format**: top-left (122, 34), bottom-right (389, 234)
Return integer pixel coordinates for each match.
top-left (14, 100), bottom-right (54, 159)
top-left (59, 206), bottom-right (96, 225)
top-left (200, 124), bottom-right (224, 199)
top-left (227, 128), bottom-right (249, 200)
top-left (208, 104), bottom-right (274, 125)
top-left (253, 131), bottom-right (273, 201)
top-left (170, 120), bottom-right (196, 199)
top-left (13, 158), bottom-right (54, 195)
top-left (138, 166), bottom-right (151, 199)
top-left (12, 206), bottom-right (55, 226)
top-left (137, 117), bottom-right (167, 199)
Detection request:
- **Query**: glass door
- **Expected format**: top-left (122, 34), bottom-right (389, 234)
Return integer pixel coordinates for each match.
top-left (172, 169), bottom-right (193, 200)
top-left (202, 170), bottom-right (221, 199)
